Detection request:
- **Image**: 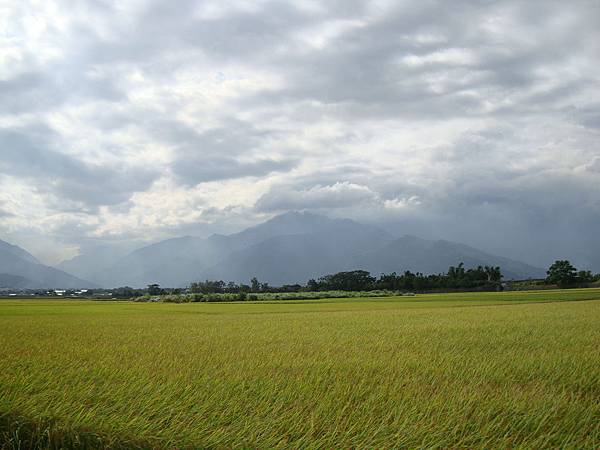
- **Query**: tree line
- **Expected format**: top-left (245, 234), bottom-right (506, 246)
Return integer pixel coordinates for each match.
top-left (186, 263), bottom-right (503, 295)
top-left (104, 260), bottom-right (598, 298)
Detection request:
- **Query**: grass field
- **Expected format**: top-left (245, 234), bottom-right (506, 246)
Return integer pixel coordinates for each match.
top-left (1, 289), bottom-right (599, 449)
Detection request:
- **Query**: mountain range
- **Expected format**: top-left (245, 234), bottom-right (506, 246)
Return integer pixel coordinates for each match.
top-left (0, 212), bottom-right (546, 289)
top-left (52, 211), bottom-right (545, 288)
top-left (0, 239), bottom-right (93, 289)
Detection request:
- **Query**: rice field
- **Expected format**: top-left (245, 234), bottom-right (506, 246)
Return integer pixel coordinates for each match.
top-left (1, 289), bottom-right (599, 449)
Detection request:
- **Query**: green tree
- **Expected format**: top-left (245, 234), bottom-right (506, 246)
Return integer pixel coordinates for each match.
top-left (306, 279), bottom-right (319, 291)
top-left (577, 270), bottom-right (594, 283)
top-left (250, 277), bottom-right (260, 293)
top-left (317, 270), bottom-right (375, 291)
top-left (546, 260), bottom-right (577, 287)
top-left (484, 266), bottom-right (502, 282)
top-left (147, 283), bottom-right (162, 295)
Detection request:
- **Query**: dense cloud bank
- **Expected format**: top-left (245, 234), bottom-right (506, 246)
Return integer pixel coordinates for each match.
top-left (0, 0), bottom-right (599, 269)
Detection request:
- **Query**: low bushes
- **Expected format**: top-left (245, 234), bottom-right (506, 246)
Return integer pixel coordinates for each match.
top-left (133, 290), bottom-right (407, 303)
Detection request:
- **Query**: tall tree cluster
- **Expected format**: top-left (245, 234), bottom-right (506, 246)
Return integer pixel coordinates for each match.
top-left (187, 263), bottom-right (504, 294)
top-left (545, 260), bottom-right (598, 287)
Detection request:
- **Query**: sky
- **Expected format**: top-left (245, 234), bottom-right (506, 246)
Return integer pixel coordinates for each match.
top-left (0, 0), bottom-right (599, 270)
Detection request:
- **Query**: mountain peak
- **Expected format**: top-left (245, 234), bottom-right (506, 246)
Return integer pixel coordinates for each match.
top-left (0, 238), bottom-right (40, 264)
top-left (231, 211), bottom-right (335, 245)
top-left (266, 210), bottom-right (331, 225)
top-left (0, 238), bottom-right (95, 289)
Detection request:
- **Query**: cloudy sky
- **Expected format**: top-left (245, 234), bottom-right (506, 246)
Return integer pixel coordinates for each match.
top-left (1, 0), bottom-right (599, 269)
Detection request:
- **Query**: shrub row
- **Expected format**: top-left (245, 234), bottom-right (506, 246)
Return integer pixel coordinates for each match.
top-left (133, 290), bottom-right (410, 303)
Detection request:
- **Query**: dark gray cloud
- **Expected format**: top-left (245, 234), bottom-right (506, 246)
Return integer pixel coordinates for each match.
top-left (573, 104), bottom-right (600, 131)
top-left (147, 119), bottom-right (298, 185)
top-left (0, 126), bottom-right (158, 209)
top-left (173, 156), bottom-right (296, 186)
top-left (231, 0), bottom-right (600, 120)
top-left (255, 182), bottom-right (378, 212)
top-left (0, 64), bottom-right (123, 116)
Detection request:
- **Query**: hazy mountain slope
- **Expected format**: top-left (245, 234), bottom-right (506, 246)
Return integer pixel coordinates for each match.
top-left (0, 239), bottom-right (94, 288)
top-left (200, 222), bottom-right (394, 285)
top-left (226, 211), bottom-right (363, 248)
top-left (57, 247), bottom-right (130, 282)
top-left (0, 273), bottom-right (35, 289)
top-left (93, 235), bottom-right (241, 287)
top-left (87, 212), bottom-right (545, 287)
top-left (92, 211), bottom-right (394, 287)
top-left (357, 235), bottom-right (545, 280)
top-left (0, 239), bottom-right (39, 264)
